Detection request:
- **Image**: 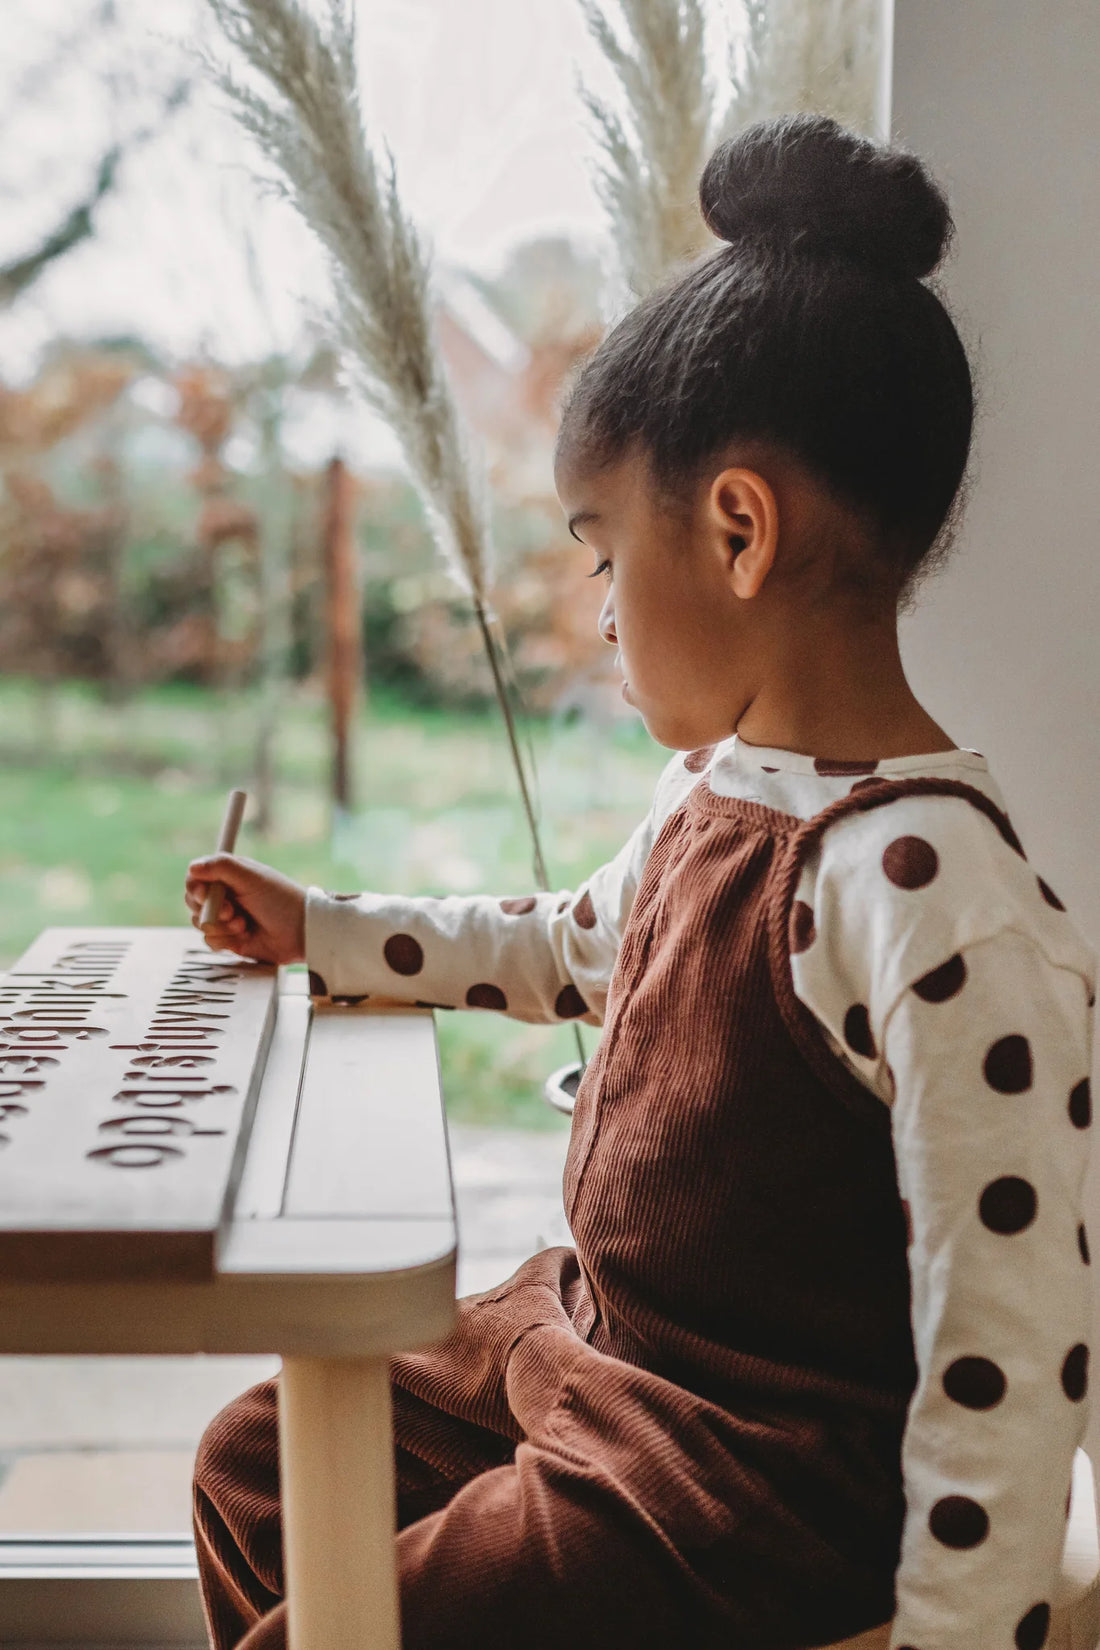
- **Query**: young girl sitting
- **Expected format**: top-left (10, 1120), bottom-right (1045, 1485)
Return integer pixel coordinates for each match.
top-left (185, 114), bottom-right (1095, 1650)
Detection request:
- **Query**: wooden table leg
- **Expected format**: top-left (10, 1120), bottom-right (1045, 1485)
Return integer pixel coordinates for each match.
top-left (279, 1355), bottom-right (400, 1650)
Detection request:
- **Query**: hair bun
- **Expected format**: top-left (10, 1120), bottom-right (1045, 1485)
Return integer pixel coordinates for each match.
top-left (699, 113), bottom-right (952, 280)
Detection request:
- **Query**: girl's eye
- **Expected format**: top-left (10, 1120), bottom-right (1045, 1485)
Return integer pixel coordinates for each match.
top-left (587, 559), bottom-right (612, 582)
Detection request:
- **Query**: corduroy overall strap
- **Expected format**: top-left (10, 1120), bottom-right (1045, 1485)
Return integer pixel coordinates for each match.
top-left (758, 772), bottom-right (1025, 1125)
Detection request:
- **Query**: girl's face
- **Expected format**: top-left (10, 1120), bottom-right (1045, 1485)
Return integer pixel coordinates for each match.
top-left (554, 444), bottom-right (780, 750)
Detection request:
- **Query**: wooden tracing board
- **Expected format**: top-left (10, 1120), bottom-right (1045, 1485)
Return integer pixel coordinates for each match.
top-left (0, 927), bottom-right (278, 1283)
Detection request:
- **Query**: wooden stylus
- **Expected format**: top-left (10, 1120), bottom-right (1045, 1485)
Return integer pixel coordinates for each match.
top-left (199, 788), bottom-right (248, 930)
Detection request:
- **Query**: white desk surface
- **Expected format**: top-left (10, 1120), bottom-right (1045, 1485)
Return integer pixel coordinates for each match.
top-left (0, 973), bottom-right (458, 1357)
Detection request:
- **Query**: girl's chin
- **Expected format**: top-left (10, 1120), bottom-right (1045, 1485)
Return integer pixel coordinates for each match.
top-left (619, 688), bottom-right (715, 752)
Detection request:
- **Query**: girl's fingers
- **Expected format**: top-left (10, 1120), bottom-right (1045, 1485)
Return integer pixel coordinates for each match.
top-left (185, 881), bottom-right (244, 923)
top-left (208, 912), bottom-right (247, 933)
top-left (190, 897), bottom-right (247, 933)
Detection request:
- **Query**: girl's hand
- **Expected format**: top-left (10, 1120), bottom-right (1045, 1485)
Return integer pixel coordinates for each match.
top-left (184, 854), bottom-right (306, 966)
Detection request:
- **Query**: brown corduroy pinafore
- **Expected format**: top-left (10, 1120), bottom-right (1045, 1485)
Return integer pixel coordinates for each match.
top-left (194, 775), bottom-right (1018, 1650)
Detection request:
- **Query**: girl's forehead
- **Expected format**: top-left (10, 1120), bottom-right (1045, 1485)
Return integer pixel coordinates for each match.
top-left (554, 449), bottom-right (648, 515)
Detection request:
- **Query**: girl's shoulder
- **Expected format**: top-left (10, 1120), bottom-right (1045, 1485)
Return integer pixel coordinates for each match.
top-left (655, 735), bottom-right (1094, 998)
top-left (791, 773), bottom-right (1096, 1064)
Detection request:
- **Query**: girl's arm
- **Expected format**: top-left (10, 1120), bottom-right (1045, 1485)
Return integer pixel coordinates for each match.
top-left (302, 751), bottom-right (697, 1023)
top-left (792, 795), bottom-right (1096, 1650)
top-left (186, 751), bottom-right (697, 1026)
top-left (883, 931), bottom-right (1092, 1650)
top-left (302, 803), bottom-right (651, 1026)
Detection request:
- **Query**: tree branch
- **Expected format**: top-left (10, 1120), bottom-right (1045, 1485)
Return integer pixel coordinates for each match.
top-left (0, 148), bottom-right (121, 308)
top-left (0, 78), bottom-right (191, 309)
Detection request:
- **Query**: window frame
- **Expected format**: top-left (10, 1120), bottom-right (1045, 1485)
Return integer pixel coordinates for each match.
top-left (0, 1535), bottom-right (205, 1645)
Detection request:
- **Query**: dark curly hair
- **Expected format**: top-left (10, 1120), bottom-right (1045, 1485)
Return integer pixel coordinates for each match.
top-left (556, 113), bottom-right (975, 595)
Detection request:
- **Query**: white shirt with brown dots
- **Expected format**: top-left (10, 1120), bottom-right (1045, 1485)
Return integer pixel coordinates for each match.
top-left (305, 737), bottom-right (1097, 1650)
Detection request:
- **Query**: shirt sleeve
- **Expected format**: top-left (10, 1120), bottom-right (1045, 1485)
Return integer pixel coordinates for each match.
top-left (303, 751), bottom-right (696, 1025)
top-left (883, 929), bottom-right (1093, 1650)
top-left (789, 793), bottom-right (1097, 1649)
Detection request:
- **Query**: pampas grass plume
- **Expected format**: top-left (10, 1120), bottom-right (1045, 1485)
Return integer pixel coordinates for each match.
top-left (580, 0), bottom-right (882, 301)
top-left (205, 0), bottom-right (493, 606)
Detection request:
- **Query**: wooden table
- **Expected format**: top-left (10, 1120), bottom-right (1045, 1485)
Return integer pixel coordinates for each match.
top-left (0, 929), bottom-right (457, 1650)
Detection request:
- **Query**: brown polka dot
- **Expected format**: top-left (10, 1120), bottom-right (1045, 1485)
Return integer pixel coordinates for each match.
top-left (843, 1003), bottom-right (877, 1059)
top-left (332, 993), bottom-right (368, 1006)
top-left (307, 970), bottom-right (328, 997)
top-left (1037, 877), bottom-right (1065, 912)
top-left (901, 1197), bottom-right (912, 1247)
top-left (383, 934), bottom-right (424, 976)
top-left (942, 1355), bottom-right (1006, 1410)
top-left (500, 896), bottom-right (538, 915)
top-left (465, 983), bottom-right (508, 1012)
top-left (913, 953), bottom-right (967, 1003)
top-left (557, 897), bottom-right (570, 913)
top-left (683, 746), bottom-right (716, 773)
top-left (761, 765), bottom-right (779, 773)
top-left (983, 1034), bottom-right (1033, 1094)
top-left (1062, 1343), bottom-right (1089, 1401)
top-left (1069, 1078), bottom-right (1091, 1129)
top-left (327, 892), bottom-right (361, 901)
top-left (1016, 1602), bottom-right (1051, 1650)
top-left (414, 1000), bottom-right (454, 1011)
top-left (789, 900), bottom-right (816, 953)
top-left (1079, 1223), bottom-right (1091, 1265)
top-left (929, 1495), bottom-right (989, 1548)
top-left (555, 983), bottom-right (588, 1019)
top-left (572, 890), bottom-right (597, 930)
top-left (814, 756), bottom-right (879, 776)
top-left (979, 1176), bottom-right (1037, 1235)
top-left (883, 835), bottom-right (939, 889)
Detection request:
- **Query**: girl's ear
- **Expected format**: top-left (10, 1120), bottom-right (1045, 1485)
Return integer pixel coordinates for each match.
top-left (706, 467), bottom-right (779, 598)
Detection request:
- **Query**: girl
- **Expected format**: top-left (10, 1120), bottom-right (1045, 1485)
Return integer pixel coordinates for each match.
top-left (186, 115), bottom-right (1095, 1650)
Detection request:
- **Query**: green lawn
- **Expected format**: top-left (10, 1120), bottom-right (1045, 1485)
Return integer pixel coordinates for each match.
top-left (0, 678), bottom-right (666, 1127)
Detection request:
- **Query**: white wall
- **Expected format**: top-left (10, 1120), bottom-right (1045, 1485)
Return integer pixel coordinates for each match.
top-left (891, 0), bottom-right (1100, 1456)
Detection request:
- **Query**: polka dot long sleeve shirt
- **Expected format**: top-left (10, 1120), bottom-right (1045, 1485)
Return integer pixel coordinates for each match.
top-left (305, 738), bottom-right (1097, 1650)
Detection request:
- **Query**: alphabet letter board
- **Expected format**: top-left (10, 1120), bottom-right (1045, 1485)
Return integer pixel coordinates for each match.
top-left (0, 928), bottom-right (278, 1283)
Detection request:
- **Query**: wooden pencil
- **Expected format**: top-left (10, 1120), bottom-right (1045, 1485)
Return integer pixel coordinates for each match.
top-left (199, 788), bottom-right (248, 930)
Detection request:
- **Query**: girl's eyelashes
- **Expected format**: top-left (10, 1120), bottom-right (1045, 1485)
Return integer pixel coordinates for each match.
top-left (587, 559), bottom-right (612, 582)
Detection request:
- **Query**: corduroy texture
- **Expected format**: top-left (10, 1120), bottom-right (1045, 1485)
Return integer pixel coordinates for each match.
top-left (194, 776), bottom-right (1013, 1650)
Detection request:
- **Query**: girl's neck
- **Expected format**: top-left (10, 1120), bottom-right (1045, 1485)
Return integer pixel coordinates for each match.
top-left (732, 614), bottom-right (955, 762)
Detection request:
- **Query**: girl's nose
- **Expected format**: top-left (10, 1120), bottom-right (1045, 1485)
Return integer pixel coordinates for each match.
top-left (598, 591), bottom-right (617, 647)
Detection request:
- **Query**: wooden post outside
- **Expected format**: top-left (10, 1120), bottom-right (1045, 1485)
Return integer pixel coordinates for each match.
top-left (320, 455), bottom-right (362, 812)
top-left (279, 1355), bottom-right (400, 1650)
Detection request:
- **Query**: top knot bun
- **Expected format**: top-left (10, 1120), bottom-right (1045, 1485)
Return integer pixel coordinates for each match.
top-left (699, 113), bottom-right (952, 280)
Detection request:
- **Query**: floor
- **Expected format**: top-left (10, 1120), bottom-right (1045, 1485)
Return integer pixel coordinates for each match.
top-left (0, 1121), bottom-right (572, 1536)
